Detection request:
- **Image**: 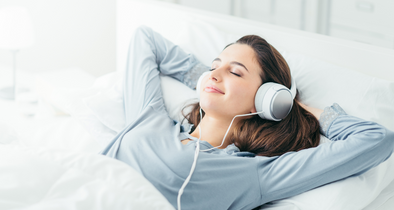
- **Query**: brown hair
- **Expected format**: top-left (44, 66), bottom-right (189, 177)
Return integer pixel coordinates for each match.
top-left (182, 35), bottom-right (320, 157)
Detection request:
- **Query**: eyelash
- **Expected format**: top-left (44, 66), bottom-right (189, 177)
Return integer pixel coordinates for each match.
top-left (210, 68), bottom-right (241, 77)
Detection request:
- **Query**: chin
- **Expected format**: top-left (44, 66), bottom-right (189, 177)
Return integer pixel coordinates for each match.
top-left (200, 100), bottom-right (222, 114)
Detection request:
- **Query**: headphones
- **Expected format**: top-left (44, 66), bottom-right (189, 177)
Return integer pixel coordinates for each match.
top-left (196, 71), bottom-right (297, 121)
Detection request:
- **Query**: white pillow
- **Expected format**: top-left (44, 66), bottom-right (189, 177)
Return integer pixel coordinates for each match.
top-left (49, 73), bottom-right (120, 146)
top-left (83, 71), bottom-right (125, 133)
top-left (282, 50), bottom-right (394, 130)
top-left (83, 73), bottom-right (198, 133)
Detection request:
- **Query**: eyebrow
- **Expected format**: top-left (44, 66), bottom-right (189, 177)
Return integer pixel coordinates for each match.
top-left (212, 58), bottom-right (249, 72)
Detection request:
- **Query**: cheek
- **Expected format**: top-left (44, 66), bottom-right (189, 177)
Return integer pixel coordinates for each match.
top-left (199, 76), bottom-right (209, 96)
top-left (227, 83), bottom-right (257, 108)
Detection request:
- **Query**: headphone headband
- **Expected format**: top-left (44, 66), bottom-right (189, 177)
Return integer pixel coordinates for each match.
top-left (290, 76), bottom-right (297, 99)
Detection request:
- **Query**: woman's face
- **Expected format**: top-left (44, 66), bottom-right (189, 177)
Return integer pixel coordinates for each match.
top-left (200, 43), bottom-right (263, 120)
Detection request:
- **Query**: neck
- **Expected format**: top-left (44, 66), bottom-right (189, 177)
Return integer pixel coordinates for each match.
top-left (189, 114), bottom-right (239, 149)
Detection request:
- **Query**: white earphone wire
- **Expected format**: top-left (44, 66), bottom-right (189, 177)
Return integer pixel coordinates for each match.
top-left (200, 111), bottom-right (264, 152)
top-left (177, 108), bottom-right (203, 210)
top-left (176, 109), bottom-right (263, 210)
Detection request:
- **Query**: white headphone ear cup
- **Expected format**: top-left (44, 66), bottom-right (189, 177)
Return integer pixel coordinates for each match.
top-left (255, 83), bottom-right (293, 121)
top-left (196, 71), bottom-right (210, 99)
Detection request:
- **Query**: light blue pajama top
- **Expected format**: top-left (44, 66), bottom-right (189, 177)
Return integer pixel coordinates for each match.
top-left (101, 26), bottom-right (394, 210)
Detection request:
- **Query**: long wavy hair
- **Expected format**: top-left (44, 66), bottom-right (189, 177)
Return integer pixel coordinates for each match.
top-left (182, 35), bottom-right (320, 157)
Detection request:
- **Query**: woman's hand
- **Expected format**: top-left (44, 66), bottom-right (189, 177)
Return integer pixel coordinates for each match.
top-left (298, 102), bottom-right (323, 120)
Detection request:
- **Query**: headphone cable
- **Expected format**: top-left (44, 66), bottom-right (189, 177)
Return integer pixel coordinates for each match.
top-left (177, 110), bottom-right (263, 210)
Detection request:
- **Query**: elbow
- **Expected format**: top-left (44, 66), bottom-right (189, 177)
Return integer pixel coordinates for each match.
top-left (368, 124), bottom-right (394, 164)
top-left (360, 121), bottom-right (394, 164)
top-left (134, 25), bottom-right (153, 36)
top-left (379, 128), bottom-right (394, 162)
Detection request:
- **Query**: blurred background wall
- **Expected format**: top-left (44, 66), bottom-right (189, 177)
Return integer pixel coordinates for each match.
top-left (0, 0), bottom-right (115, 77)
top-left (168, 0), bottom-right (394, 50)
top-left (0, 0), bottom-right (392, 78)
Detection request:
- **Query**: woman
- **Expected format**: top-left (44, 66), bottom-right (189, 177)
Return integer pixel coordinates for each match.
top-left (101, 26), bottom-right (394, 210)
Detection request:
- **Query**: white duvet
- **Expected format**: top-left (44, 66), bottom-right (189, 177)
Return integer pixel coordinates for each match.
top-left (0, 143), bottom-right (174, 210)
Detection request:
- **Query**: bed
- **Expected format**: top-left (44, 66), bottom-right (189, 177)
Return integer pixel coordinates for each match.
top-left (1, 0), bottom-right (394, 209)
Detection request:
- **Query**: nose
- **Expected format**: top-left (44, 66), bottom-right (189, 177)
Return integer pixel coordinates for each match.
top-left (209, 68), bottom-right (223, 82)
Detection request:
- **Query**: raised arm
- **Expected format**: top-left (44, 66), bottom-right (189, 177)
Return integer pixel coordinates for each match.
top-left (122, 26), bottom-right (209, 124)
top-left (257, 103), bottom-right (394, 204)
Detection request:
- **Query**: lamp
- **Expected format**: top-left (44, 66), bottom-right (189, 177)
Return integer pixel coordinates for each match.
top-left (0, 6), bottom-right (35, 100)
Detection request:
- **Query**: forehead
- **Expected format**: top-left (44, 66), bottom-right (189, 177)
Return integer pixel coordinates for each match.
top-left (218, 44), bottom-right (261, 73)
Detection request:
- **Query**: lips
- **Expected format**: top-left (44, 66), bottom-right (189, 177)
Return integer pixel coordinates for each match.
top-left (204, 85), bottom-right (224, 94)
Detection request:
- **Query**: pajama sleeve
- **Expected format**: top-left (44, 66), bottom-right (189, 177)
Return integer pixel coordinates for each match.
top-left (256, 103), bottom-right (394, 204)
top-left (122, 25), bottom-right (208, 125)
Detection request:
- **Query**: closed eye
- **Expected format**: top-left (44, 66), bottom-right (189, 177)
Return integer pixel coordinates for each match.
top-left (210, 68), bottom-right (241, 77)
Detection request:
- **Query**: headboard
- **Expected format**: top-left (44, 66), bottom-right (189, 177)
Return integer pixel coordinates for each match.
top-left (117, 0), bottom-right (394, 82)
